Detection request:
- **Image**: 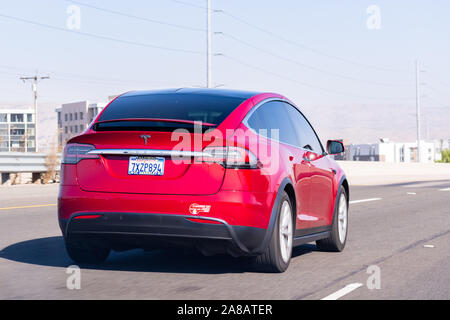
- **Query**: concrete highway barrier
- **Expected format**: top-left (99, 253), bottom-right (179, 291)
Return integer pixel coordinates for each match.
top-left (1, 153), bottom-right (449, 186)
top-left (337, 161), bottom-right (450, 186)
top-left (0, 152), bottom-right (61, 185)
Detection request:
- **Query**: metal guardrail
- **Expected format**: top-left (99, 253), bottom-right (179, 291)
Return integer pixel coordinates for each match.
top-left (0, 152), bottom-right (61, 173)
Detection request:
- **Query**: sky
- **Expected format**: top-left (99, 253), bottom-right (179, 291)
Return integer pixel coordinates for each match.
top-left (0, 0), bottom-right (449, 148)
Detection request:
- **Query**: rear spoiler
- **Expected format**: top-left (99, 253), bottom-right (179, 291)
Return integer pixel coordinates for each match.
top-left (94, 118), bottom-right (217, 127)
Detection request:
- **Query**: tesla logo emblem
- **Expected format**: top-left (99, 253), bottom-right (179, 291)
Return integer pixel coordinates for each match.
top-left (140, 134), bottom-right (151, 145)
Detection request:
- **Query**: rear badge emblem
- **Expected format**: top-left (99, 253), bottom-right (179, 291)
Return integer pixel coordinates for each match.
top-left (189, 203), bottom-right (211, 215)
top-left (140, 134), bottom-right (151, 145)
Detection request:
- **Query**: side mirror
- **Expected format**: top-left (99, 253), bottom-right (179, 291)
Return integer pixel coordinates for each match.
top-left (327, 140), bottom-right (344, 155)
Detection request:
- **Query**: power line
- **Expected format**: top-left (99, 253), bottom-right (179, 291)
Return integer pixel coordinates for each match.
top-left (65, 0), bottom-right (212, 87)
top-left (426, 96), bottom-right (450, 109)
top-left (0, 64), bottom-right (137, 84)
top-left (419, 65), bottom-right (450, 108)
top-left (418, 64), bottom-right (450, 89)
top-left (0, 13), bottom-right (203, 55)
top-left (51, 75), bottom-right (171, 87)
top-left (169, 0), bottom-right (206, 10)
top-left (426, 73), bottom-right (450, 91)
top-left (65, 0), bottom-right (205, 32)
top-left (0, 5), bottom-right (422, 105)
top-left (218, 32), bottom-right (411, 87)
top-left (0, 63), bottom-right (205, 89)
top-left (0, 70), bottom-right (25, 77)
top-left (0, 64), bottom-right (197, 87)
top-left (219, 11), bottom-right (411, 74)
top-left (222, 54), bottom-right (413, 101)
top-left (426, 85), bottom-right (450, 100)
top-left (168, 1), bottom-right (413, 73)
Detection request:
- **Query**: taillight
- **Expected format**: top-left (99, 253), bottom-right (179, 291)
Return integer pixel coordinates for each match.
top-left (186, 218), bottom-right (222, 225)
top-left (199, 146), bottom-right (260, 169)
top-left (73, 214), bottom-right (103, 219)
top-left (62, 143), bottom-right (99, 164)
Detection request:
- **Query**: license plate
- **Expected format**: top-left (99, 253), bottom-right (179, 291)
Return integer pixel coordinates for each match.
top-left (128, 156), bottom-right (165, 176)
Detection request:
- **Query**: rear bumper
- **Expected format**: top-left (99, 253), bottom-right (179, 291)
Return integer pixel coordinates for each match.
top-left (58, 185), bottom-right (276, 256)
top-left (60, 212), bottom-right (266, 256)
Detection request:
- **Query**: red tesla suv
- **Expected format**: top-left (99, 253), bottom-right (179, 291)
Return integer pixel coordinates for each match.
top-left (58, 88), bottom-right (348, 272)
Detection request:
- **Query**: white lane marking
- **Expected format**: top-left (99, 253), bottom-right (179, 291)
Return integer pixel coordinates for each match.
top-left (349, 198), bottom-right (382, 204)
top-left (0, 204), bottom-right (56, 211)
top-left (407, 192), bottom-right (416, 195)
top-left (424, 245), bottom-right (435, 248)
top-left (403, 182), bottom-right (441, 188)
top-left (321, 283), bottom-right (363, 300)
top-left (439, 188), bottom-right (450, 191)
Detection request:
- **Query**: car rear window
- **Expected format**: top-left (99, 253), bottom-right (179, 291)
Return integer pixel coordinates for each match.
top-left (96, 93), bottom-right (246, 129)
top-left (93, 120), bottom-right (215, 133)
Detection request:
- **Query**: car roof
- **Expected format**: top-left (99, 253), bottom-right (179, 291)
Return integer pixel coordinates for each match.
top-left (121, 88), bottom-right (262, 100)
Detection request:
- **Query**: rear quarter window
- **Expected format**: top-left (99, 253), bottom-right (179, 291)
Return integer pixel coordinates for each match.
top-left (246, 101), bottom-right (299, 147)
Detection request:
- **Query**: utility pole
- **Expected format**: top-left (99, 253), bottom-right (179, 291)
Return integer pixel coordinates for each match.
top-left (206, 0), bottom-right (212, 88)
top-left (20, 74), bottom-right (50, 153)
top-left (415, 60), bottom-right (421, 163)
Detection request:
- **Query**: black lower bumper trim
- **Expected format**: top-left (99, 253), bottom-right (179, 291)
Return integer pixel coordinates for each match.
top-left (61, 213), bottom-right (267, 256)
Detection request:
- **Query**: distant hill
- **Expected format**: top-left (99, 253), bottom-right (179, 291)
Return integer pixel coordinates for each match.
top-left (2, 100), bottom-right (449, 152)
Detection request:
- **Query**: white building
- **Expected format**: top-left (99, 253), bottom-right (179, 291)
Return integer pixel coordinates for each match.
top-left (433, 139), bottom-right (450, 162)
top-left (347, 139), bottom-right (446, 163)
top-left (0, 108), bottom-right (36, 152)
top-left (56, 101), bottom-right (107, 147)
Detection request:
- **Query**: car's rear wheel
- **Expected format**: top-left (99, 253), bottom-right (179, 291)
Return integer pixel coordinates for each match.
top-left (65, 238), bottom-right (110, 264)
top-left (253, 191), bottom-right (293, 273)
top-left (316, 187), bottom-right (348, 252)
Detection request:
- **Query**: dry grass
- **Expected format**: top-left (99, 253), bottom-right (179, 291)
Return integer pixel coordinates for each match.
top-left (43, 144), bottom-right (60, 183)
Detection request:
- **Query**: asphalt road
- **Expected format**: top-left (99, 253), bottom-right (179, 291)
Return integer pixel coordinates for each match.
top-left (0, 181), bottom-right (449, 299)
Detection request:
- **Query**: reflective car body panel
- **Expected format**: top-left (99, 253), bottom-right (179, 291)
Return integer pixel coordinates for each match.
top-left (58, 88), bottom-right (347, 256)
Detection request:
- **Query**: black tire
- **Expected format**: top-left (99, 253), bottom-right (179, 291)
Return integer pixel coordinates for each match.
top-left (65, 238), bottom-right (110, 264)
top-left (316, 187), bottom-right (348, 252)
top-left (253, 191), bottom-right (294, 273)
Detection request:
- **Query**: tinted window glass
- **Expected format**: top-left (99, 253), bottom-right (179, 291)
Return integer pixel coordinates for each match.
top-left (247, 101), bottom-right (299, 146)
top-left (283, 103), bottom-right (323, 153)
top-left (94, 120), bottom-right (214, 133)
top-left (98, 94), bottom-right (246, 126)
top-left (247, 109), bottom-right (263, 132)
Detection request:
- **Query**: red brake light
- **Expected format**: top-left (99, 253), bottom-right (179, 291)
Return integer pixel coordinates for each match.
top-left (73, 214), bottom-right (103, 219)
top-left (186, 218), bottom-right (222, 225)
top-left (62, 143), bottom-right (99, 164)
